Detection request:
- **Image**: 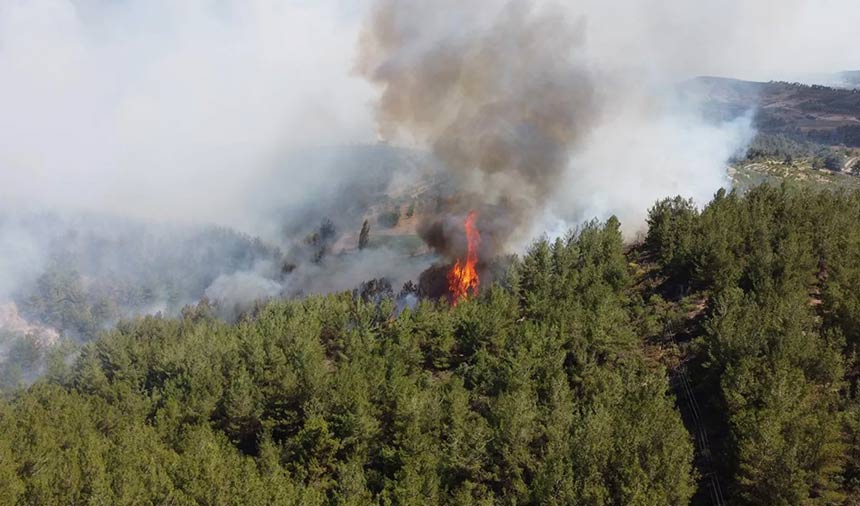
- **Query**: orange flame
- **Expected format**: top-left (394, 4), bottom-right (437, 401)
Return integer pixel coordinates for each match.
top-left (448, 211), bottom-right (480, 305)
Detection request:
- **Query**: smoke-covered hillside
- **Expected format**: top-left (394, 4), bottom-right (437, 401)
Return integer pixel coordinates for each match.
top-left (0, 141), bottom-right (461, 387)
top-left (688, 76), bottom-right (860, 146)
top-left (258, 144), bottom-right (444, 240)
top-left (0, 212), bottom-right (279, 383)
top-left (0, 144), bottom-right (448, 384)
top-left (3, 1), bottom-right (860, 505)
top-left (3, 186), bottom-right (860, 504)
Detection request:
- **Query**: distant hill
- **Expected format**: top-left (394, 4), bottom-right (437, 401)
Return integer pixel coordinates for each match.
top-left (686, 76), bottom-right (860, 146)
top-left (833, 70), bottom-right (860, 89)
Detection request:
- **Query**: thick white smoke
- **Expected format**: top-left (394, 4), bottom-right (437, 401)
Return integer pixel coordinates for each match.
top-left (544, 0), bottom-right (860, 234)
top-left (357, 0), bottom-right (860, 241)
top-left (2, 0), bottom-right (860, 236)
top-left (541, 82), bottom-right (756, 238)
top-left (0, 0), bottom-right (375, 232)
top-left (0, 0), bottom-right (858, 336)
top-left (569, 0), bottom-right (860, 82)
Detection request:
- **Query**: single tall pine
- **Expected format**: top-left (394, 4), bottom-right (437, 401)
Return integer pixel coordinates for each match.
top-left (358, 220), bottom-right (370, 250)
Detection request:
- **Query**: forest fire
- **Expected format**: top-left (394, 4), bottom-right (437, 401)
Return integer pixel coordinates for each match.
top-left (447, 211), bottom-right (480, 305)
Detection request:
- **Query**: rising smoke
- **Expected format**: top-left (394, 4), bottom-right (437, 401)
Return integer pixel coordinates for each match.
top-left (357, 0), bottom-right (747, 245)
top-left (358, 0), bottom-right (598, 247)
top-left (0, 0), bottom-right (375, 228)
top-left (356, 0), bottom-right (860, 244)
top-left (2, 0), bottom-right (860, 382)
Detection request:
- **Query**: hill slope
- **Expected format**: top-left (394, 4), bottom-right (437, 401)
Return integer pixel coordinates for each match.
top-left (688, 76), bottom-right (860, 146)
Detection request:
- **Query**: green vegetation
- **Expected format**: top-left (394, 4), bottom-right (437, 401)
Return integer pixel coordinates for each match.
top-left (0, 219), bottom-right (695, 505)
top-left (741, 133), bottom-right (854, 165)
top-left (646, 184), bottom-right (860, 504)
top-left (6, 183), bottom-right (860, 504)
top-left (731, 160), bottom-right (860, 193)
top-left (731, 132), bottom-right (860, 194)
top-left (0, 218), bottom-right (286, 387)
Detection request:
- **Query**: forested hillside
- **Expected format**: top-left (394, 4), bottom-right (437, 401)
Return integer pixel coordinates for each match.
top-left (645, 185), bottom-right (860, 505)
top-left (0, 219), bottom-right (693, 505)
top-left (0, 214), bottom-right (287, 386)
top-left (3, 184), bottom-right (860, 504)
top-left (690, 77), bottom-right (860, 147)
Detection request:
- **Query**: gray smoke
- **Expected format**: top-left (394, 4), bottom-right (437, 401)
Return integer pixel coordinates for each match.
top-left (358, 0), bottom-right (598, 246)
top-left (204, 268), bottom-right (284, 320)
top-left (2, 0), bottom-right (860, 386)
top-left (0, 0), bottom-right (375, 230)
top-left (356, 0), bottom-right (860, 244)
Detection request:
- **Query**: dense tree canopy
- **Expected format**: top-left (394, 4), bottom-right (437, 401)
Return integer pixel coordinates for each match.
top-left (0, 219), bottom-right (694, 505)
top-left (647, 184), bottom-right (860, 504)
top-left (5, 184), bottom-right (860, 504)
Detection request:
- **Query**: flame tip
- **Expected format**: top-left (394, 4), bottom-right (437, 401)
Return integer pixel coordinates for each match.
top-left (448, 210), bottom-right (481, 305)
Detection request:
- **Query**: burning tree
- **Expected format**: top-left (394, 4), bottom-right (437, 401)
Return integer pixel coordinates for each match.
top-left (447, 211), bottom-right (480, 305)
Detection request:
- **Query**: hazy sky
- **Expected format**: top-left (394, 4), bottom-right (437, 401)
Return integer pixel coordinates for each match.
top-left (0, 0), bottom-right (376, 228)
top-left (0, 0), bottom-right (857, 234)
top-left (571, 0), bottom-right (860, 81)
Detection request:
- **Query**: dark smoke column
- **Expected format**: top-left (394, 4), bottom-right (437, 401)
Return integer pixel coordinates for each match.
top-left (356, 0), bottom-right (599, 248)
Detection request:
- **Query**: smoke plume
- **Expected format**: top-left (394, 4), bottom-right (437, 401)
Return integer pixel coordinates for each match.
top-left (0, 0), bottom-right (375, 231)
top-left (2, 0), bottom-right (860, 384)
top-left (358, 0), bottom-right (598, 246)
top-left (356, 0), bottom-right (860, 244)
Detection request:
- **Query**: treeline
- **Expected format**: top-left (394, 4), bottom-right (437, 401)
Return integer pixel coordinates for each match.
top-left (0, 215), bottom-right (286, 387)
top-left (6, 185), bottom-right (860, 504)
top-left (8, 217), bottom-right (285, 337)
top-left (647, 185), bottom-right (860, 504)
top-left (741, 132), bottom-right (848, 170)
top-left (751, 116), bottom-right (860, 151)
top-left (0, 220), bottom-right (694, 505)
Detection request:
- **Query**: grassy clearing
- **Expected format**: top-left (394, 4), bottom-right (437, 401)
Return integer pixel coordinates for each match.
top-left (731, 158), bottom-right (860, 193)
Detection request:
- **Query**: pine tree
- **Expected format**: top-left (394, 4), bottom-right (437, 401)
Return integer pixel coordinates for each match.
top-left (358, 220), bottom-right (370, 250)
